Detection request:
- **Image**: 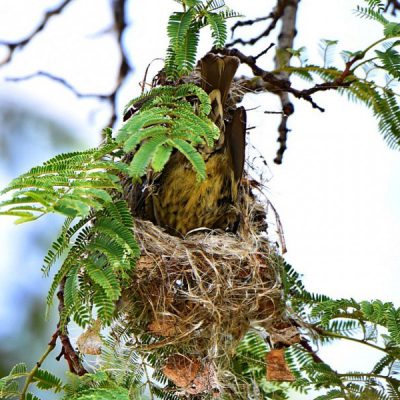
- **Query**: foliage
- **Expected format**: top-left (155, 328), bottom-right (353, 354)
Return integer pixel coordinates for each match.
top-left (63, 372), bottom-right (130, 400)
top-left (117, 83), bottom-right (219, 181)
top-left (0, 363), bottom-right (63, 400)
top-left (0, 87), bottom-right (219, 329)
top-left (281, 261), bottom-right (400, 399)
top-left (281, 0), bottom-right (400, 150)
top-left (1, 0), bottom-right (400, 399)
top-left (0, 134), bottom-right (121, 223)
top-left (166, 0), bottom-right (240, 78)
top-left (45, 200), bottom-right (139, 328)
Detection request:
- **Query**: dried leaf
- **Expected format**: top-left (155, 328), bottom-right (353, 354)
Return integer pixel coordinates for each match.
top-left (266, 348), bottom-right (295, 382)
top-left (77, 320), bottom-right (102, 355)
top-left (162, 354), bottom-right (200, 387)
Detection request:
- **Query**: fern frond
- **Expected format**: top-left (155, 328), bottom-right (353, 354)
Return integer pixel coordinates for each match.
top-left (376, 47), bottom-right (400, 79)
top-left (164, 0), bottom-right (238, 78)
top-left (33, 369), bottom-right (63, 392)
top-left (151, 144), bottom-right (174, 172)
top-left (167, 10), bottom-right (196, 48)
top-left (26, 393), bottom-right (42, 400)
top-left (42, 215), bottom-right (93, 275)
top-left (0, 380), bottom-right (20, 399)
top-left (46, 200), bottom-right (138, 327)
top-left (0, 143), bottom-right (121, 222)
top-left (118, 84), bottom-right (219, 181)
top-left (205, 12), bottom-right (227, 49)
top-left (384, 22), bottom-right (400, 38)
top-left (67, 387), bottom-right (130, 400)
top-left (175, 24), bottom-right (200, 74)
top-left (93, 286), bottom-right (116, 324)
top-left (7, 363), bottom-right (28, 379)
top-left (170, 138), bottom-right (207, 180)
top-left (354, 5), bottom-right (388, 25)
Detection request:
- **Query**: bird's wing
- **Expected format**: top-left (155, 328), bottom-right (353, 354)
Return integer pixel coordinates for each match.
top-left (225, 106), bottom-right (247, 182)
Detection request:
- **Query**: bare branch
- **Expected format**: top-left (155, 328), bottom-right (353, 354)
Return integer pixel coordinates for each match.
top-left (273, 0), bottom-right (299, 164)
top-left (107, 0), bottom-right (132, 128)
top-left (386, 0), bottom-right (400, 15)
top-left (230, 15), bottom-right (272, 37)
top-left (216, 47), bottom-right (326, 111)
top-left (254, 42), bottom-right (275, 61)
top-left (227, 0), bottom-right (286, 48)
top-left (6, 71), bottom-right (111, 100)
top-left (0, 0), bottom-right (74, 67)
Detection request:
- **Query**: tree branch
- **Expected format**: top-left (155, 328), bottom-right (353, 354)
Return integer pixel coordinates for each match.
top-left (5, 71), bottom-right (111, 100)
top-left (107, 0), bottom-right (132, 128)
top-left (0, 0), bottom-right (74, 67)
top-left (19, 329), bottom-right (60, 400)
top-left (227, 1), bottom-right (287, 48)
top-left (216, 47), bottom-right (325, 110)
top-left (230, 15), bottom-right (272, 37)
top-left (386, 0), bottom-right (400, 15)
top-left (273, 0), bottom-right (299, 164)
top-left (56, 278), bottom-right (87, 376)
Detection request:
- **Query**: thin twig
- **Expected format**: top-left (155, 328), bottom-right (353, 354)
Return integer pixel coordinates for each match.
top-left (254, 42), bottom-right (275, 61)
top-left (386, 0), bottom-right (400, 15)
top-left (230, 15), bottom-right (271, 37)
top-left (215, 47), bottom-right (325, 111)
top-left (6, 71), bottom-right (110, 100)
top-left (0, 0), bottom-right (74, 67)
top-left (19, 329), bottom-right (60, 400)
top-left (107, 0), bottom-right (132, 128)
top-left (227, 1), bottom-right (287, 48)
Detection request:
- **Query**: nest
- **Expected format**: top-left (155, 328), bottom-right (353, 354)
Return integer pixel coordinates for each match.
top-left (117, 181), bottom-right (295, 395)
top-left (115, 59), bottom-right (297, 395)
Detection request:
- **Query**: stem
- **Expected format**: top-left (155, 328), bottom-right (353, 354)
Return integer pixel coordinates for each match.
top-left (361, 37), bottom-right (390, 57)
top-left (351, 56), bottom-right (378, 72)
top-left (141, 357), bottom-right (154, 400)
top-left (338, 372), bottom-right (391, 380)
top-left (20, 330), bottom-right (59, 400)
top-left (319, 329), bottom-right (388, 354)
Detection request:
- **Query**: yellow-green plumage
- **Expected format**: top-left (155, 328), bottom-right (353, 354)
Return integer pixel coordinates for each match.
top-left (128, 53), bottom-right (247, 235)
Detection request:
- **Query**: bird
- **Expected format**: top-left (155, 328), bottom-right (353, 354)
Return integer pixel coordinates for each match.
top-left (126, 53), bottom-right (247, 236)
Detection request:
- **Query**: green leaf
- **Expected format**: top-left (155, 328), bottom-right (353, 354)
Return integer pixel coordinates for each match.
top-left (170, 138), bottom-right (206, 180)
top-left (26, 393), bottom-right (43, 400)
top-left (69, 387), bottom-right (129, 400)
top-left (86, 260), bottom-right (121, 301)
top-left (151, 144), bottom-right (173, 172)
top-left (128, 134), bottom-right (169, 180)
top-left (33, 369), bottom-right (63, 392)
top-left (206, 12), bottom-right (227, 48)
top-left (175, 24), bottom-right (199, 74)
top-left (167, 10), bottom-right (195, 46)
top-left (384, 22), bottom-right (400, 37)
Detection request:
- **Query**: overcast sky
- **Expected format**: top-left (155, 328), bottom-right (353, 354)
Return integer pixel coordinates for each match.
top-left (0, 0), bottom-right (400, 384)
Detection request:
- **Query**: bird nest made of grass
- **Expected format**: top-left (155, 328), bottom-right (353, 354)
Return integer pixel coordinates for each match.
top-left (114, 181), bottom-right (297, 396)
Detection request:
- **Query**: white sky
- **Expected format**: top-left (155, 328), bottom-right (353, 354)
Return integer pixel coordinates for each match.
top-left (0, 0), bottom-right (399, 385)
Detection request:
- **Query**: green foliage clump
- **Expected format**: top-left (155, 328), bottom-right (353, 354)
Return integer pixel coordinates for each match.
top-left (45, 200), bottom-right (139, 328)
top-left (117, 83), bottom-right (220, 181)
top-left (166, 0), bottom-right (240, 78)
top-left (281, 261), bottom-right (400, 399)
top-left (0, 135), bottom-right (122, 223)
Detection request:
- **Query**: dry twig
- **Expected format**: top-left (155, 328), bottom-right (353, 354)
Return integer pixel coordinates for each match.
top-left (0, 0), bottom-right (74, 67)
